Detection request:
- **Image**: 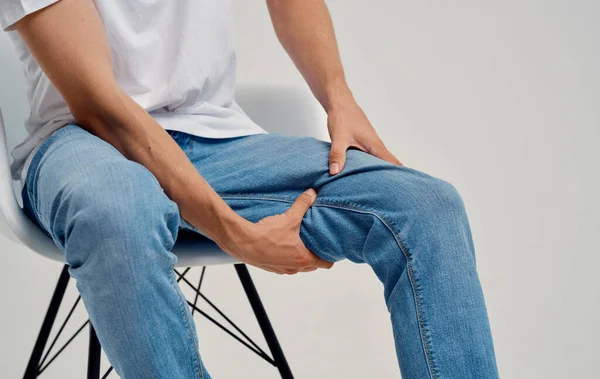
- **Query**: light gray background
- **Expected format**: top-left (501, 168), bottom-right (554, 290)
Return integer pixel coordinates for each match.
top-left (1, 1), bottom-right (599, 378)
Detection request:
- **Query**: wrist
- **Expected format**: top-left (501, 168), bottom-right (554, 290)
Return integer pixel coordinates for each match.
top-left (319, 76), bottom-right (355, 114)
top-left (210, 207), bottom-right (255, 260)
top-left (323, 87), bottom-right (356, 115)
top-left (178, 188), bottom-right (253, 260)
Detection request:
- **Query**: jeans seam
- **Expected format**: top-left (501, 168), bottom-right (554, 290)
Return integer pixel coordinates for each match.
top-left (24, 125), bottom-right (75, 233)
top-left (170, 270), bottom-right (203, 379)
top-left (26, 187), bottom-right (53, 236)
top-left (165, 202), bottom-right (202, 378)
top-left (25, 187), bottom-right (40, 221)
top-left (220, 193), bottom-right (438, 378)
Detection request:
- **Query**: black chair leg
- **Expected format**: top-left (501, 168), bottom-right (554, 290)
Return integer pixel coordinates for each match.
top-left (24, 263), bottom-right (292, 378)
top-left (234, 264), bottom-right (294, 379)
top-left (88, 325), bottom-right (101, 379)
top-left (24, 264), bottom-right (71, 379)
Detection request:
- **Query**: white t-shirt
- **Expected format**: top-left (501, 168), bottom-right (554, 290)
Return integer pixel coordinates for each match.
top-left (0, 0), bottom-right (267, 190)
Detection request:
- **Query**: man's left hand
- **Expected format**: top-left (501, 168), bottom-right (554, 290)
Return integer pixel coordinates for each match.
top-left (327, 100), bottom-right (402, 175)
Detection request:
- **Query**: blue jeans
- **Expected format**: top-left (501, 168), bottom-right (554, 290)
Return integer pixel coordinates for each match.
top-left (22, 124), bottom-right (499, 379)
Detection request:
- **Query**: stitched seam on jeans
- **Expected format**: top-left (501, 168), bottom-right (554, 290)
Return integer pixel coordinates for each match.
top-left (170, 270), bottom-right (203, 379)
top-left (25, 187), bottom-right (53, 236)
top-left (220, 193), bottom-right (407, 233)
top-left (165, 204), bottom-right (180, 231)
top-left (220, 194), bottom-right (438, 378)
top-left (25, 187), bottom-right (40, 222)
top-left (23, 125), bottom-right (78, 235)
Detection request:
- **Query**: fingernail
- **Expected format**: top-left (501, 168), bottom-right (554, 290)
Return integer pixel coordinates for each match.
top-left (305, 188), bottom-right (317, 198)
top-left (330, 162), bottom-right (340, 175)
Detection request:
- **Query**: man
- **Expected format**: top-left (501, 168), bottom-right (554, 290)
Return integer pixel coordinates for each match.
top-left (1, 0), bottom-right (499, 378)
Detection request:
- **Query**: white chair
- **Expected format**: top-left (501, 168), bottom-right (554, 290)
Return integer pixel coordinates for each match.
top-left (0, 82), bottom-right (326, 379)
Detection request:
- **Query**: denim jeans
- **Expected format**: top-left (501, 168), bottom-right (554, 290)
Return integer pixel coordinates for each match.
top-left (22, 124), bottom-right (499, 379)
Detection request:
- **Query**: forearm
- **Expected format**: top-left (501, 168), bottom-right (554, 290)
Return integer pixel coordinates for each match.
top-left (85, 87), bottom-right (247, 250)
top-left (15, 0), bottom-right (248, 251)
top-left (267, 0), bottom-right (354, 112)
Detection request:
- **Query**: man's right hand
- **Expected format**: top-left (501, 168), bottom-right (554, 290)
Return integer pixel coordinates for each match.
top-left (221, 189), bottom-right (334, 275)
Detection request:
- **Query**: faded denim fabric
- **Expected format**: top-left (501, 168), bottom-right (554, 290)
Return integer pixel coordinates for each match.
top-left (22, 124), bottom-right (499, 379)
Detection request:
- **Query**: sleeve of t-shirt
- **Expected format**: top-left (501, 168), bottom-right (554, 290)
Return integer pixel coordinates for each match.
top-left (0, 0), bottom-right (61, 32)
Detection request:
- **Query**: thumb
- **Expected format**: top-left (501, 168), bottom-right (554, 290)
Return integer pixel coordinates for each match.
top-left (329, 140), bottom-right (347, 175)
top-left (286, 188), bottom-right (318, 222)
top-left (378, 147), bottom-right (403, 167)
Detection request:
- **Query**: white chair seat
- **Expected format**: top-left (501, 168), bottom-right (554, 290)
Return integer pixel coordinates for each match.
top-left (0, 83), bottom-right (326, 268)
top-left (4, 227), bottom-right (237, 266)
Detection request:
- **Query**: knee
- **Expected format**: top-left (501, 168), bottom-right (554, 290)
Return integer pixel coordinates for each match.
top-left (380, 168), bottom-right (467, 225)
top-left (413, 176), bottom-right (466, 220)
top-left (58, 161), bottom-right (180, 270)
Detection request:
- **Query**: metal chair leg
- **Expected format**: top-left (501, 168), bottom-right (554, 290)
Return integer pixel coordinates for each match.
top-left (24, 264), bottom-right (293, 378)
top-left (23, 265), bottom-right (71, 379)
top-left (234, 264), bottom-right (294, 379)
top-left (88, 325), bottom-right (101, 379)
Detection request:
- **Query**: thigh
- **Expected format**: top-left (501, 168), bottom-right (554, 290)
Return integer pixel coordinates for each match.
top-left (23, 124), bottom-right (173, 245)
top-left (186, 133), bottom-right (457, 261)
top-left (189, 132), bottom-right (397, 203)
top-left (189, 132), bottom-right (445, 217)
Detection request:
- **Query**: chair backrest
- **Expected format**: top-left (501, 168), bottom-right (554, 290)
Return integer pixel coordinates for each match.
top-left (0, 83), bottom-right (327, 260)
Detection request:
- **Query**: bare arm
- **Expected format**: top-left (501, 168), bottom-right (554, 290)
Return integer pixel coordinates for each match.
top-left (267, 0), bottom-right (349, 113)
top-left (267, 0), bottom-right (402, 173)
top-left (15, 0), bottom-right (331, 274)
top-left (15, 0), bottom-right (243, 246)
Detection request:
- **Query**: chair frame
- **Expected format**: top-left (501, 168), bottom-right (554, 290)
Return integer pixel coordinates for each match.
top-left (22, 264), bottom-right (294, 379)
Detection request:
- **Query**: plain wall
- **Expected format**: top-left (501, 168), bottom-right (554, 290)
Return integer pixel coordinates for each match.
top-left (1, 1), bottom-right (599, 378)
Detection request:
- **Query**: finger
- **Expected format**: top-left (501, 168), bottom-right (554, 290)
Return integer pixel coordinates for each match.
top-left (315, 258), bottom-right (334, 269)
top-left (329, 140), bottom-right (348, 175)
top-left (285, 188), bottom-right (318, 221)
top-left (296, 243), bottom-right (334, 270)
top-left (383, 149), bottom-right (403, 166)
top-left (261, 266), bottom-right (285, 275)
top-left (372, 146), bottom-right (403, 166)
top-left (308, 254), bottom-right (334, 269)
